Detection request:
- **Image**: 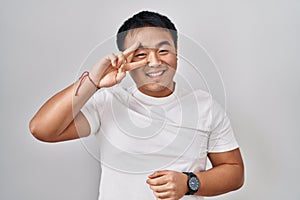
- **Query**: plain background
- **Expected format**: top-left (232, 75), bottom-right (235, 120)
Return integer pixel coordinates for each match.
top-left (1, 0), bottom-right (299, 199)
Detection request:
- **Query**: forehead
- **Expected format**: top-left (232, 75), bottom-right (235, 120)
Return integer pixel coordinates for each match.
top-left (123, 27), bottom-right (174, 49)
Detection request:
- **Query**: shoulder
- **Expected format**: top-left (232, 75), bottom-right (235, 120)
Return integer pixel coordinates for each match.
top-left (190, 89), bottom-right (225, 114)
top-left (177, 87), bottom-right (228, 121)
top-left (193, 89), bottom-right (212, 102)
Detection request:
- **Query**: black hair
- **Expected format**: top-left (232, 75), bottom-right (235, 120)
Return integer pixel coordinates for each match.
top-left (116, 11), bottom-right (178, 51)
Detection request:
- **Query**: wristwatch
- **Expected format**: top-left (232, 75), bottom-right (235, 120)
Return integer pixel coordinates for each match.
top-left (183, 172), bottom-right (200, 195)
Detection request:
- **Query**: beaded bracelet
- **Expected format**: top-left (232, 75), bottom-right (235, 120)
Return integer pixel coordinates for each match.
top-left (75, 71), bottom-right (100, 96)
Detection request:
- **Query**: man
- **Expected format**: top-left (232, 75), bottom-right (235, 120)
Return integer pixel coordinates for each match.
top-left (30, 11), bottom-right (244, 200)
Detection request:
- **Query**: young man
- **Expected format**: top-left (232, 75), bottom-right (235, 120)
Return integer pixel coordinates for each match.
top-left (30, 11), bottom-right (244, 200)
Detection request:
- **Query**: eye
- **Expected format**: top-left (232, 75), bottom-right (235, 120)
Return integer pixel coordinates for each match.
top-left (135, 53), bottom-right (147, 58)
top-left (159, 49), bottom-right (169, 55)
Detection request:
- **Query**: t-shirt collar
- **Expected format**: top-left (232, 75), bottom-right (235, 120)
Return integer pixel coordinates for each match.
top-left (132, 83), bottom-right (177, 105)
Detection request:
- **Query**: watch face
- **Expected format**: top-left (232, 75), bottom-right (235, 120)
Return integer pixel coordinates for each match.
top-left (189, 176), bottom-right (200, 191)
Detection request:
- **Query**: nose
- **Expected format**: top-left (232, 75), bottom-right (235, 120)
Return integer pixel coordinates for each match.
top-left (147, 51), bottom-right (161, 67)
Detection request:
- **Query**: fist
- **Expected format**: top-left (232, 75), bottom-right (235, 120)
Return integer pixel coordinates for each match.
top-left (146, 170), bottom-right (188, 200)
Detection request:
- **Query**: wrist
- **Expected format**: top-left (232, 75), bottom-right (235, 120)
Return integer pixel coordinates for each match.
top-left (88, 71), bottom-right (100, 86)
top-left (183, 173), bottom-right (189, 194)
top-left (183, 172), bottom-right (201, 195)
top-left (75, 71), bottom-right (100, 96)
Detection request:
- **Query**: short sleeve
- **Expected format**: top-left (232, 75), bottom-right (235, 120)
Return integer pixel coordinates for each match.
top-left (208, 100), bottom-right (239, 153)
top-left (81, 95), bottom-right (101, 135)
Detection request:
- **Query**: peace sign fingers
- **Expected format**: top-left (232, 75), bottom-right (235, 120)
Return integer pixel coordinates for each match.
top-left (122, 59), bottom-right (147, 72)
top-left (123, 41), bottom-right (141, 57)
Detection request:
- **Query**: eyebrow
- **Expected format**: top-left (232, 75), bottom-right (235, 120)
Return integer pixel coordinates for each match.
top-left (138, 41), bottom-right (171, 49)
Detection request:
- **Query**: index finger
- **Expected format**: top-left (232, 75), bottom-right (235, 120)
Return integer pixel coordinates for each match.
top-left (148, 170), bottom-right (168, 179)
top-left (146, 175), bottom-right (168, 186)
top-left (124, 59), bottom-right (147, 71)
top-left (123, 41), bottom-right (141, 57)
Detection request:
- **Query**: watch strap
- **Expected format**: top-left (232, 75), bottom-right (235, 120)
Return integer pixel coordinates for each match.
top-left (183, 172), bottom-right (200, 195)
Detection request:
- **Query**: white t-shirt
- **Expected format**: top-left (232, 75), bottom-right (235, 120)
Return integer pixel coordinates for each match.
top-left (81, 85), bottom-right (238, 200)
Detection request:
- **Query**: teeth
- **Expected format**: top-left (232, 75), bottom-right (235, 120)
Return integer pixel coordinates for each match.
top-left (147, 71), bottom-right (164, 77)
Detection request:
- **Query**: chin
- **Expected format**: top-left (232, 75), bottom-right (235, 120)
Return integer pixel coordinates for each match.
top-left (137, 82), bottom-right (174, 97)
top-left (141, 83), bottom-right (166, 92)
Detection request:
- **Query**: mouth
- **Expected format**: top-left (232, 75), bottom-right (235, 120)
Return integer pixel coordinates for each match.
top-left (145, 70), bottom-right (167, 79)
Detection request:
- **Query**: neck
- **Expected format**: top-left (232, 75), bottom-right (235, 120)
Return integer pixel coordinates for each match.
top-left (138, 82), bottom-right (175, 98)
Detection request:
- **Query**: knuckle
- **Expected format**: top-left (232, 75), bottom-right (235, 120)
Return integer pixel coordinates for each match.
top-left (171, 190), bottom-right (176, 196)
top-left (170, 184), bottom-right (176, 190)
top-left (168, 175), bottom-right (175, 182)
top-left (168, 182), bottom-right (176, 191)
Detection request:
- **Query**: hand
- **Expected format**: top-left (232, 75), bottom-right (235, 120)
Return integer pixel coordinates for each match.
top-left (90, 41), bottom-right (147, 88)
top-left (146, 170), bottom-right (188, 200)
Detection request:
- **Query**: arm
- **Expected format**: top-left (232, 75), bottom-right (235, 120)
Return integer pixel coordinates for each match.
top-left (146, 148), bottom-right (244, 199)
top-left (195, 148), bottom-right (244, 196)
top-left (29, 41), bottom-right (145, 142)
top-left (29, 81), bottom-right (96, 142)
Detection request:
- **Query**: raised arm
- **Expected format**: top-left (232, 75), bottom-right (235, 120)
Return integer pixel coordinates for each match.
top-left (29, 41), bottom-right (145, 142)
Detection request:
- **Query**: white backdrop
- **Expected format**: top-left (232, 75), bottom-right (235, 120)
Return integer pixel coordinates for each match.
top-left (1, 0), bottom-right (299, 199)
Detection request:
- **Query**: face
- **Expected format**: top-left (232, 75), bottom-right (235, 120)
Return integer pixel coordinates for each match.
top-left (123, 27), bottom-right (177, 97)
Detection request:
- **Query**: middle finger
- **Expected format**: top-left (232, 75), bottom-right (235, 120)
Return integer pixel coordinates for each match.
top-left (124, 59), bottom-right (148, 71)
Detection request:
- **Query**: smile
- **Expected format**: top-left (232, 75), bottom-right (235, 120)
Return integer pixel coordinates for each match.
top-left (146, 70), bottom-right (166, 78)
